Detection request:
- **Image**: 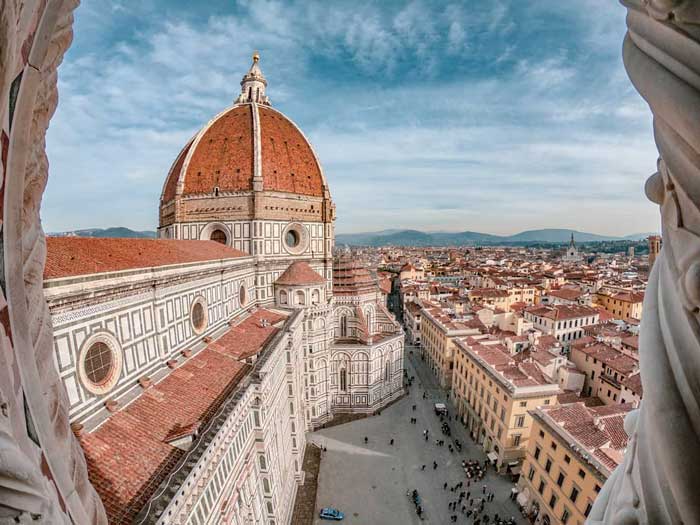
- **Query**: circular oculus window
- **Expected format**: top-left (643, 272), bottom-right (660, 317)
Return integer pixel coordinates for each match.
top-left (78, 334), bottom-right (122, 395)
top-left (282, 223), bottom-right (309, 255)
top-left (190, 297), bottom-right (208, 334)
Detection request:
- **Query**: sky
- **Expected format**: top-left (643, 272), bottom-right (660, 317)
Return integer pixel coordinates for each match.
top-left (44, 0), bottom-right (661, 236)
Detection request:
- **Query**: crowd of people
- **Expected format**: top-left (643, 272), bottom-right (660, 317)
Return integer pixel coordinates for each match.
top-left (387, 355), bottom-right (521, 523)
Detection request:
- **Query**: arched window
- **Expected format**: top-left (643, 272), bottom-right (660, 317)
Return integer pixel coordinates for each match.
top-left (279, 290), bottom-right (288, 305)
top-left (259, 455), bottom-right (267, 470)
top-left (340, 315), bottom-right (348, 338)
top-left (210, 229), bottom-right (226, 244)
top-left (311, 289), bottom-right (320, 304)
top-left (295, 290), bottom-right (305, 305)
top-left (256, 87), bottom-right (260, 101)
top-left (248, 86), bottom-right (252, 100)
top-left (365, 306), bottom-right (375, 334)
top-left (340, 368), bottom-right (347, 391)
top-left (385, 361), bottom-right (391, 382)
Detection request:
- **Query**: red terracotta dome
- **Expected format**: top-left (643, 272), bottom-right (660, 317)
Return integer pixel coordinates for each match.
top-left (161, 103), bottom-right (326, 204)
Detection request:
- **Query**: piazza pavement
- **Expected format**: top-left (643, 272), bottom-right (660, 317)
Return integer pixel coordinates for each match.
top-left (309, 341), bottom-right (528, 524)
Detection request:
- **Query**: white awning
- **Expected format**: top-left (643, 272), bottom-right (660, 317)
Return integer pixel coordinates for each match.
top-left (517, 490), bottom-right (529, 507)
top-left (487, 451), bottom-right (498, 462)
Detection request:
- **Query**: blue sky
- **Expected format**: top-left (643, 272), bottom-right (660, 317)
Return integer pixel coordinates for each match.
top-left (44, 0), bottom-right (660, 235)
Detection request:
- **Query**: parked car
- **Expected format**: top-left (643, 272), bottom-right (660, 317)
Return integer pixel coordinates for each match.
top-left (319, 507), bottom-right (344, 521)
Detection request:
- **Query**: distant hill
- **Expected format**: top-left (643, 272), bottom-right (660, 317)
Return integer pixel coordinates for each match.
top-left (49, 227), bottom-right (156, 239)
top-left (336, 228), bottom-right (657, 247)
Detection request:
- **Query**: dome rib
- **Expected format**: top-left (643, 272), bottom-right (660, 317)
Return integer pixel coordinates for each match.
top-left (162, 103), bottom-right (328, 202)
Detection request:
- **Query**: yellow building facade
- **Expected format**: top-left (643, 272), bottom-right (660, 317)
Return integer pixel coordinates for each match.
top-left (595, 291), bottom-right (644, 321)
top-left (518, 403), bottom-right (632, 525)
top-left (451, 338), bottom-right (560, 470)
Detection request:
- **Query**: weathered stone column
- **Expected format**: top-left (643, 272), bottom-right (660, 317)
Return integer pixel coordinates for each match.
top-left (590, 1), bottom-right (700, 524)
top-left (0, 0), bottom-right (106, 522)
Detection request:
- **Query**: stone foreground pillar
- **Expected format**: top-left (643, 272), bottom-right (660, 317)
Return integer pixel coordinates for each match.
top-left (589, 1), bottom-right (700, 524)
top-left (0, 0), bottom-right (106, 523)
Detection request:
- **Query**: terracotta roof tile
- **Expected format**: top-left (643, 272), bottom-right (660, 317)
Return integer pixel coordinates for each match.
top-left (275, 261), bottom-right (326, 286)
top-left (181, 105), bottom-right (254, 196)
top-left (45, 238), bottom-right (247, 279)
top-left (259, 106), bottom-right (324, 196)
top-left (80, 308), bottom-right (287, 523)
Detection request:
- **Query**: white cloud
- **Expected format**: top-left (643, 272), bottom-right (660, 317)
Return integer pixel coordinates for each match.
top-left (43, 0), bottom-right (659, 238)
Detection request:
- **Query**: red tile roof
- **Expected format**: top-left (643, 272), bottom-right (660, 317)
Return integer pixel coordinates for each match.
top-left (161, 104), bottom-right (325, 205)
top-left (212, 309), bottom-right (288, 360)
top-left (171, 105), bottom-right (255, 198)
top-left (539, 402), bottom-right (635, 473)
top-left (275, 261), bottom-right (326, 286)
top-left (333, 257), bottom-right (377, 295)
top-left (45, 238), bottom-right (247, 279)
top-left (259, 106), bottom-right (324, 196)
top-left (80, 308), bottom-right (287, 523)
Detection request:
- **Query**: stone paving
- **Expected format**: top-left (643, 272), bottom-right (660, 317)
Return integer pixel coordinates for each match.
top-left (291, 444), bottom-right (322, 525)
top-left (309, 343), bottom-right (528, 524)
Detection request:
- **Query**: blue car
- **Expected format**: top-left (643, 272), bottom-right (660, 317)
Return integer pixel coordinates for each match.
top-left (319, 507), bottom-right (344, 521)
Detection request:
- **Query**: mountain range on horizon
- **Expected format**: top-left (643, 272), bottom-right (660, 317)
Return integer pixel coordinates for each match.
top-left (48, 227), bottom-right (657, 247)
top-left (335, 228), bottom-right (657, 247)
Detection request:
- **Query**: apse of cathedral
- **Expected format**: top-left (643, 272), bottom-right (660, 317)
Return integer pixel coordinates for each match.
top-left (43, 55), bottom-right (405, 524)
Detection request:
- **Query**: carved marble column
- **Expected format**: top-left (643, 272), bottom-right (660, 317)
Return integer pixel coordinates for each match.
top-left (0, 0), bottom-right (106, 522)
top-left (590, 1), bottom-right (700, 524)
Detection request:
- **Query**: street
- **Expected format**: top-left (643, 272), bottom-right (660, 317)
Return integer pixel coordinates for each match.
top-left (309, 342), bottom-right (527, 524)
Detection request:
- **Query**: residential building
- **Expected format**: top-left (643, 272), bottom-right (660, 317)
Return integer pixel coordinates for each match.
top-left (518, 402), bottom-right (634, 525)
top-left (524, 305), bottom-right (600, 346)
top-left (451, 337), bottom-right (562, 469)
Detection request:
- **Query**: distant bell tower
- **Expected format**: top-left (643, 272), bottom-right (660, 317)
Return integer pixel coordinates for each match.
top-left (648, 235), bottom-right (662, 268)
top-left (235, 52), bottom-right (271, 105)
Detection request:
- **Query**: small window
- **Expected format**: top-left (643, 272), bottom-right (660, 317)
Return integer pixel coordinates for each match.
top-left (539, 430), bottom-right (545, 438)
top-left (551, 441), bottom-right (558, 450)
top-left (578, 469), bottom-right (586, 479)
top-left (545, 458), bottom-right (552, 473)
top-left (549, 494), bottom-right (557, 509)
top-left (534, 446), bottom-right (541, 461)
top-left (570, 486), bottom-right (579, 503)
top-left (564, 454), bottom-right (571, 463)
top-left (557, 472), bottom-right (565, 486)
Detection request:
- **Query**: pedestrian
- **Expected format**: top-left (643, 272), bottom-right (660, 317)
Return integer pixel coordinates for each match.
top-left (482, 484), bottom-right (486, 494)
top-left (390, 438), bottom-right (394, 445)
top-left (433, 461), bottom-right (438, 469)
top-left (364, 436), bottom-right (368, 444)
top-left (467, 491), bottom-right (471, 500)
top-left (444, 482), bottom-right (448, 490)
